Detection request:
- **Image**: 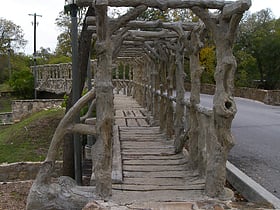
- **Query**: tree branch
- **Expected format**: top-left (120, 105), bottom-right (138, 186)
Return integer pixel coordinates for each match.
top-left (109, 5), bottom-right (147, 35)
top-left (46, 89), bottom-right (96, 162)
top-left (67, 123), bottom-right (97, 135)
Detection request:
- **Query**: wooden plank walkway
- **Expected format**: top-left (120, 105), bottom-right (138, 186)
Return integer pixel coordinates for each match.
top-left (112, 93), bottom-right (207, 204)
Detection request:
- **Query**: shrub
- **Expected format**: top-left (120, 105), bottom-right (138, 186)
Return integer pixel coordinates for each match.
top-left (9, 70), bottom-right (34, 98)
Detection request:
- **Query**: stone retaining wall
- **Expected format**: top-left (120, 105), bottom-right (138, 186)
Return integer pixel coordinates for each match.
top-left (12, 99), bottom-right (64, 121)
top-left (0, 112), bottom-right (13, 125)
top-left (0, 161), bottom-right (62, 182)
top-left (185, 83), bottom-right (280, 106)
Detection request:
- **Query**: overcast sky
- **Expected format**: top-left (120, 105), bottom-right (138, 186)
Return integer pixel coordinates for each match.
top-left (1, 0), bottom-right (279, 55)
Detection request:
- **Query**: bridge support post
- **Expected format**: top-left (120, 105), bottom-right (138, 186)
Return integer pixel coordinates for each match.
top-left (188, 25), bottom-right (207, 174)
top-left (192, 2), bottom-right (249, 198)
top-left (174, 41), bottom-right (186, 153)
top-left (92, 2), bottom-right (113, 200)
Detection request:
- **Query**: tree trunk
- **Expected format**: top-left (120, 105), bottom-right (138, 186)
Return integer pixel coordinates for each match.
top-left (92, 4), bottom-right (114, 200)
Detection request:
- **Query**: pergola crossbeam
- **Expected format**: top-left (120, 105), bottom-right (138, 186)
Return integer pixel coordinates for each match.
top-left (77, 0), bottom-right (236, 10)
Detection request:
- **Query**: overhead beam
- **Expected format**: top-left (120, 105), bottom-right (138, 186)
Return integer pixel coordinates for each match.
top-left (128, 30), bottom-right (178, 38)
top-left (77, 0), bottom-right (235, 10)
top-left (127, 20), bottom-right (199, 31)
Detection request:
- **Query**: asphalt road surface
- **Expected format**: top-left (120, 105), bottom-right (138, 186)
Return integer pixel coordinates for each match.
top-left (186, 93), bottom-right (280, 198)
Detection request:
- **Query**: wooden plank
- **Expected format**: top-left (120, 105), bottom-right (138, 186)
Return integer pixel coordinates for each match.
top-left (123, 177), bottom-right (186, 185)
top-left (113, 93), bottom-right (207, 202)
top-left (124, 110), bottom-right (135, 117)
top-left (115, 110), bottom-right (124, 117)
top-left (123, 159), bottom-right (188, 165)
top-left (115, 116), bottom-right (147, 119)
top-left (120, 136), bottom-right (169, 142)
top-left (137, 118), bottom-right (149, 127)
top-left (121, 143), bottom-right (174, 149)
top-left (112, 125), bottom-right (123, 183)
top-left (115, 119), bottom-right (126, 126)
top-left (121, 136), bottom-right (167, 143)
top-left (122, 154), bottom-right (185, 160)
top-left (120, 126), bottom-right (160, 131)
top-left (121, 140), bottom-right (172, 145)
top-left (126, 119), bottom-right (138, 126)
top-left (133, 109), bottom-right (145, 117)
top-left (111, 189), bottom-right (206, 203)
top-left (123, 171), bottom-right (190, 178)
top-left (122, 151), bottom-right (176, 157)
top-left (122, 148), bottom-right (175, 155)
top-left (121, 141), bottom-right (173, 146)
top-left (123, 164), bottom-right (189, 172)
top-left (112, 184), bottom-right (204, 191)
top-left (122, 177), bottom-right (205, 186)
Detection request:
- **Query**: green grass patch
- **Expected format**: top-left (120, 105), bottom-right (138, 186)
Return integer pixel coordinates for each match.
top-left (0, 97), bottom-right (13, 112)
top-left (0, 83), bottom-right (13, 92)
top-left (0, 108), bottom-right (64, 163)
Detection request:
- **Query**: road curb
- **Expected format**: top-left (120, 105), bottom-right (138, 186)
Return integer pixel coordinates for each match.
top-left (226, 161), bottom-right (280, 209)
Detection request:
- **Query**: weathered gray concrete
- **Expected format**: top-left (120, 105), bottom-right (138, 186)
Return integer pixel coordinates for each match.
top-left (227, 161), bottom-right (280, 209)
top-left (0, 161), bottom-right (62, 182)
top-left (12, 99), bottom-right (63, 121)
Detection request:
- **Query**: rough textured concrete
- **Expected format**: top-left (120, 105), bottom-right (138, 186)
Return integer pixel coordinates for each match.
top-left (0, 161), bottom-right (62, 182)
top-left (12, 99), bottom-right (63, 121)
top-left (227, 161), bottom-right (280, 209)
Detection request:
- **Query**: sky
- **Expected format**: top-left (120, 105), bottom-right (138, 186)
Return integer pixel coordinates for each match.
top-left (0, 0), bottom-right (280, 55)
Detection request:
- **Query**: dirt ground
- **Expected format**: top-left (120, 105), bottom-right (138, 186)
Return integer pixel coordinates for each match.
top-left (0, 181), bottom-right (32, 210)
top-left (0, 180), bottom-right (274, 210)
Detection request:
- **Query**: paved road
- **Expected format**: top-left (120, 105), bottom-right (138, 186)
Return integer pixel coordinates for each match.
top-left (191, 93), bottom-right (280, 198)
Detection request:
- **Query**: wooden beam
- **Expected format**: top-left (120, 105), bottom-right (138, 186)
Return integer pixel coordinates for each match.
top-left (127, 20), bottom-right (199, 31)
top-left (128, 29), bottom-right (178, 38)
top-left (77, 0), bottom-right (235, 10)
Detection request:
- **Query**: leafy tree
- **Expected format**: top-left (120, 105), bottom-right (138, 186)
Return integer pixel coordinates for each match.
top-left (234, 9), bottom-right (280, 89)
top-left (55, 9), bottom-right (86, 56)
top-left (6, 53), bottom-right (34, 98)
top-left (234, 50), bottom-right (257, 87)
top-left (200, 46), bottom-right (216, 84)
top-left (37, 47), bottom-right (52, 63)
top-left (48, 55), bottom-right (71, 64)
top-left (0, 18), bottom-right (27, 53)
top-left (138, 8), bottom-right (170, 21)
top-left (55, 11), bottom-right (72, 56)
top-left (9, 69), bottom-right (34, 98)
top-left (138, 8), bottom-right (194, 22)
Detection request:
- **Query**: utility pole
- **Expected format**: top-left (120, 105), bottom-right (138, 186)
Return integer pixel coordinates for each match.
top-left (65, 0), bottom-right (82, 185)
top-left (7, 46), bottom-right (11, 80)
top-left (29, 13), bottom-right (42, 99)
top-left (7, 39), bottom-right (16, 80)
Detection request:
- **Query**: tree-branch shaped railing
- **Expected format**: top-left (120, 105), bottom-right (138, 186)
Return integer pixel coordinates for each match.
top-left (27, 89), bottom-right (97, 209)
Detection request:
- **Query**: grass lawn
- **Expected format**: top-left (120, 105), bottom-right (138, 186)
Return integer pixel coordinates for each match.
top-left (0, 83), bottom-right (15, 113)
top-left (0, 97), bottom-right (14, 113)
top-left (0, 108), bottom-right (64, 163)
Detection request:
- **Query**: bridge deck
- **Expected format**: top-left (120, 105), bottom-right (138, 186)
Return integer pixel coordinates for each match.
top-left (111, 93), bottom-right (207, 205)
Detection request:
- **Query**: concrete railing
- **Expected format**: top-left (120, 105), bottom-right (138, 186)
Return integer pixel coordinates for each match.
top-left (31, 62), bottom-right (280, 106)
top-left (31, 61), bottom-right (96, 94)
top-left (185, 83), bottom-right (280, 106)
